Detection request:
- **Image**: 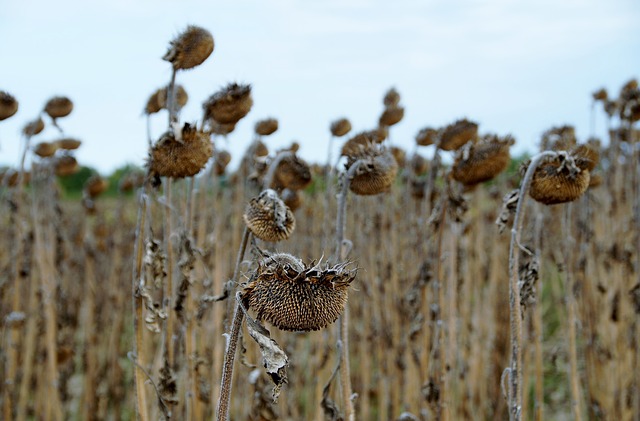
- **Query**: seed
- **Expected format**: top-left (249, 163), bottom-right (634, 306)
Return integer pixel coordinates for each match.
top-left (163, 25), bottom-right (214, 70)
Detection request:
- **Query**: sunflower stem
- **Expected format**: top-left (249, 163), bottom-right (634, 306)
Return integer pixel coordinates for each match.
top-left (333, 160), bottom-right (362, 421)
top-left (507, 150), bottom-right (557, 421)
top-left (215, 227), bottom-right (251, 420)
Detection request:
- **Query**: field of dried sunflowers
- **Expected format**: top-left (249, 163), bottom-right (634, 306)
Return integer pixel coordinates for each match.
top-left (1, 25), bottom-right (639, 421)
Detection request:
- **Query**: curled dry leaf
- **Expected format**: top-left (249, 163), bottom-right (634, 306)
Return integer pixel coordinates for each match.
top-left (238, 295), bottom-right (288, 402)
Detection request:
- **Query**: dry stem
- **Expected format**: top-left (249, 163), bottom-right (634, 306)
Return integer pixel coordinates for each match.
top-left (507, 150), bottom-right (556, 421)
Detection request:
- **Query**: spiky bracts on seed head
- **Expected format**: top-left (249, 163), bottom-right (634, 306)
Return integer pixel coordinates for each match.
top-left (242, 252), bottom-right (357, 332)
top-left (571, 143), bottom-right (600, 172)
top-left (23, 117), bottom-right (44, 137)
top-left (416, 127), bottom-right (437, 147)
top-left (451, 134), bottom-right (514, 186)
top-left (243, 189), bottom-right (295, 242)
top-left (341, 129), bottom-right (388, 157)
top-left (271, 154), bottom-right (312, 191)
top-left (203, 82), bottom-right (253, 125)
top-left (44, 96), bottom-right (73, 119)
top-left (345, 136), bottom-right (398, 195)
top-left (439, 118), bottom-right (478, 151)
top-left (0, 91), bottom-right (18, 121)
top-left (255, 118), bottom-right (278, 136)
top-left (147, 123), bottom-right (212, 179)
top-left (163, 25), bottom-right (214, 70)
top-left (528, 150), bottom-right (593, 205)
top-left (145, 85), bottom-right (189, 115)
top-left (330, 118), bottom-right (352, 137)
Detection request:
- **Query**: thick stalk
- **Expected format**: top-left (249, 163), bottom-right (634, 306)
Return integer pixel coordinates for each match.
top-left (332, 161), bottom-right (361, 421)
top-left (15, 260), bottom-right (38, 421)
top-left (563, 204), bottom-right (583, 421)
top-left (3, 135), bottom-right (32, 420)
top-left (81, 227), bottom-right (98, 421)
top-left (532, 211), bottom-right (544, 421)
top-left (507, 151), bottom-right (556, 421)
top-left (132, 190), bottom-right (150, 421)
top-left (445, 221), bottom-right (461, 421)
top-left (216, 295), bottom-right (245, 421)
top-left (163, 179), bottom-right (176, 369)
top-left (215, 228), bottom-right (251, 420)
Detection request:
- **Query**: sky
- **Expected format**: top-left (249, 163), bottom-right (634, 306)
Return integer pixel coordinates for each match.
top-left (1, 0), bottom-right (639, 175)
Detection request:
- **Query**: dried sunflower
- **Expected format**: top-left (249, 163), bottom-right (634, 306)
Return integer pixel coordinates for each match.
top-left (242, 253), bottom-right (356, 331)
top-left (243, 189), bottom-right (295, 242)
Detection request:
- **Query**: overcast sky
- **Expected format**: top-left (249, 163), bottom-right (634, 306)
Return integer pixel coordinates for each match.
top-left (1, 0), bottom-right (639, 174)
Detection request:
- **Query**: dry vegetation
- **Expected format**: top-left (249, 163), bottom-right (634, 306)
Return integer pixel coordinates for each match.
top-left (1, 25), bottom-right (639, 421)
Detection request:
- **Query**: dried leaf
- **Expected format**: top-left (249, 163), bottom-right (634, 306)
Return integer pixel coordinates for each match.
top-left (496, 189), bottom-right (519, 234)
top-left (238, 297), bottom-right (288, 401)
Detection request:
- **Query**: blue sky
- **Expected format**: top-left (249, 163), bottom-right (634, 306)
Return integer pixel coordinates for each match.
top-left (1, 0), bottom-right (639, 174)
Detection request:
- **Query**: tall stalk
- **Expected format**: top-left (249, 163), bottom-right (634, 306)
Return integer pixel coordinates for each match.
top-left (507, 150), bottom-right (556, 421)
top-left (132, 189), bottom-right (150, 421)
top-left (3, 134), bottom-right (33, 420)
top-left (216, 227), bottom-right (252, 421)
top-left (332, 161), bottom-right (362, 421)
top-left (562, 204), bottom-right (583, 421)
top-left (532, 210), bottom-right (544, 421)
